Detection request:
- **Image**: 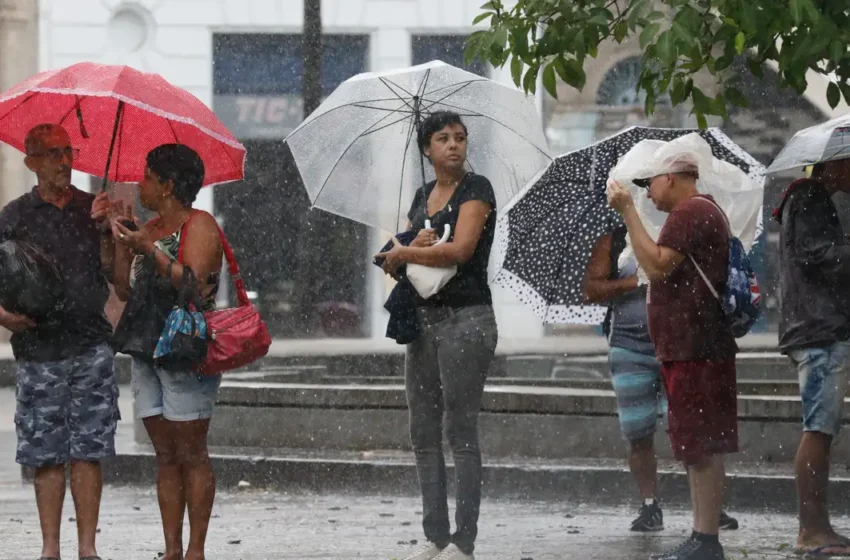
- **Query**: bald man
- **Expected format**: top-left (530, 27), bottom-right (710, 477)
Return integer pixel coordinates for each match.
top-left (0, 124), bottom-right (118, 560)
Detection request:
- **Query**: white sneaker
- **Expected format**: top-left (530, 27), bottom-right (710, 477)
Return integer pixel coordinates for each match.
top-left (433, 544), bottom-right (474, 560)
top-left (400, 542), bottom-right (444, 560)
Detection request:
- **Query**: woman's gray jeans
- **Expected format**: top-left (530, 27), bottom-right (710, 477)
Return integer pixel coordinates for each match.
top-left (405, 304), bottom-right (498, 555)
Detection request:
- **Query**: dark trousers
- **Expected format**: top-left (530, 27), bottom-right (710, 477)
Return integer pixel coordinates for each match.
top-left (405, 305), bottom-right (498, 555)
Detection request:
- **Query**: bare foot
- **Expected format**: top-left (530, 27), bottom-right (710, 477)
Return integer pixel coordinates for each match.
top-left (797, 532), bottom-right (850, 556)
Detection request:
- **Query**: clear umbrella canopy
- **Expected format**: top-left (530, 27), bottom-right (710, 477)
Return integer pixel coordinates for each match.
top-left (768, 113), bottom-right (850, 174)
top-left (284, 60), bottom-right (551, 232)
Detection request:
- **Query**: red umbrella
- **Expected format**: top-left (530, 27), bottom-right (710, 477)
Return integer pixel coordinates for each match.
top-left (0, 62), bottom-right (246, 189)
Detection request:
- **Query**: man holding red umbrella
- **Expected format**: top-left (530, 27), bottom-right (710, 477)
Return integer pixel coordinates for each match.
top-left (2, 123), bottom-right (119, 560)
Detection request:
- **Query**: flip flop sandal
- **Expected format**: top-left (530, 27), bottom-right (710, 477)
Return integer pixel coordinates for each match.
top-left (795, 544), bottom-right (850, 558)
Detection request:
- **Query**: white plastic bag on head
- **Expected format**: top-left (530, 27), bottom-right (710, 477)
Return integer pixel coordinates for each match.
top-left (609, 133), bottom-right (763, 252)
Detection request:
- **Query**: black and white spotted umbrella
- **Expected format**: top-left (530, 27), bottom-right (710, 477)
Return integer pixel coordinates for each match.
top-left (491, 126), bottom-right (766, 325)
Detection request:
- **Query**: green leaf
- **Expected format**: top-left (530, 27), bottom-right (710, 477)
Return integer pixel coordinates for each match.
top-left (827, 81), bottom-right (841, 109)
top-left (725, 86), bottom-right (749, 108)
top-left (588, 10), bottom-right (610, 26)
top-left (789, 0), bottom-right (801, 23)
top-left (640, 23), bottom-right (660, 50)
top-left (494, 26), bottom-right (509, 49)
top-left (554, 57), bottom-right (587, 90)
top-left (645, 90), bottom-right (657, 115)
top-left (511, 28), bottom-right (529, 57)
top-left (670, 78), bottom-right (687, 105)
top-left (735, 32), bottom-right (745, 55)
top-left (746, 57), bottom-right (764, 79)
top-left (683, 78), bottom-right (694, 101)
top-left (671, 21), bottom-right (694, 48)
top-left (574, 29), bottom-right (587, 61)
top-left (542, 62), bottom-right (558, 98)
top-left (522, 66), bottom-right (538, 94)
top-left (692, 86), bottom-right (712, 113)
top-left (716, 54), bottom-right (734, 72)
top-left (830, 40), bottom-right (845, 64)
top-left (840, 82), bottom-right (850, 106)
top-left (713, 93), bottom-right (729, 119)
top-left (696, 112), bottom-right (708, 129)
top-left (655, 30), bottom-right (677, 64)
top-left (647, 11), bottom-right (665, 21)
top-left (464, 35), bottom-right (485, 67)
top-left (627, 0), bottom-right (649, 29)
top-left (614, 20), bottom-right (628, 42)
top-left (479, 1), bottom-right (498, 11)
top-left (510, 56), bottom-right (523, 86)
top-left (472, 12), bottom-right (493, 25)
top-left (740, 3), bottom-right (757, 33)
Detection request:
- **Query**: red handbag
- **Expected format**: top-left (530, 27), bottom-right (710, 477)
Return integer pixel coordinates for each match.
top-left (179, 212), bottom-right (271, 375)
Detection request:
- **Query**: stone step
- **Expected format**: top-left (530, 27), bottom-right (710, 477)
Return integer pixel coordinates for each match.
top-left (64, 445), bottom-right (850, 513)
top-left (0, 335), bottom-right (790, 387)
top-left (130, 382), bottom-right (846, 465)
top-left (213, 382), bottom-right (815, 419)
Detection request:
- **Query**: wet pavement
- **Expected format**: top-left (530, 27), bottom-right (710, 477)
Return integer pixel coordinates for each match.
top-left (0, 386), bottom-right (829, 560)
top-left (0, 480), bottom-right (828, 560)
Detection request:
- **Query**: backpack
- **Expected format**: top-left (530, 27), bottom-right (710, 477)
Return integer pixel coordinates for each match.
top-left (689, 198), bottom-right (762, 338)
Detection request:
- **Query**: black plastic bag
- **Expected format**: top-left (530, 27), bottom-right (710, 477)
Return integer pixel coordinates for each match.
top-left (0, 239), bottom-right (65, 320)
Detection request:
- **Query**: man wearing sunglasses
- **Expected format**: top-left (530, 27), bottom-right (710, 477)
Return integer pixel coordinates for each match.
top-left (607, 137), bottom-right (738, 560)
top-left (0, 124), bottom-right (119, 560)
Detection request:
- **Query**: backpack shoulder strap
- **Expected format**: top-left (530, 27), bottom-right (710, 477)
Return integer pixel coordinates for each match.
top-left (689, 195), bottom-right (732, 235)
top-left (688, 254), bottom-right (721, 301)
top-left (685, 197), bottom-right (729, 302)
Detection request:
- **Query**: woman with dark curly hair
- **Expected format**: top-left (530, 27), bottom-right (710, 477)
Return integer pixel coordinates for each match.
top-left (111, 144), bottom-right (223, 560)
top-left (377, 111), bottom-right (499, 560)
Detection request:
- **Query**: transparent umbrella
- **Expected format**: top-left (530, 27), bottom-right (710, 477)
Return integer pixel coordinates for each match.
top-left (767, 113), bottom-right (850, 173)
top-left (283, 60), bottom-right (551, 232)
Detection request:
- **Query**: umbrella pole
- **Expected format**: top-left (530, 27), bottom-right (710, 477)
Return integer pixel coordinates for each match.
top-left (99, 100), bottom-right (125, 193)
top-left (413, 96), bottom-right (426, 186)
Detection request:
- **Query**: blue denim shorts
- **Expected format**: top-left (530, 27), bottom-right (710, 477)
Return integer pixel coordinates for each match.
top-left (132, 358), bottom-right (221, 422)
top-left (609, 346), bottom-right (667, 442)
top-left (788, 341), bottom-right (850, 436)
top-left (15, 343), bottom-right (119, 468)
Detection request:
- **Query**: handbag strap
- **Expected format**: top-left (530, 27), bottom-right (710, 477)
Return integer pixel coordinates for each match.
top-left (176, 265), bottom-right (207, 313)
top-left (177, 210), bottom-right (250, 307)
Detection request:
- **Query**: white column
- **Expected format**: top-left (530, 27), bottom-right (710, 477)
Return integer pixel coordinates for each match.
top-left (0, 0), bottom-right (39, 206)
top-left (366, 27), bottom-right (412, 339)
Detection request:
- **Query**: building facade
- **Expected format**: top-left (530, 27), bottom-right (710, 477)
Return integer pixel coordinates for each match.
top-left (38, 0), bottom-right (545, 341)
top-left (37, 0), bottom-right (847, 340)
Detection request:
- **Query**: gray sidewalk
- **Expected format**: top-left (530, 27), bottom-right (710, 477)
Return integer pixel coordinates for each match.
top-left (0, 385), bottom-right (835, 560)
top-left (0, 482), bottom-right (819, 560)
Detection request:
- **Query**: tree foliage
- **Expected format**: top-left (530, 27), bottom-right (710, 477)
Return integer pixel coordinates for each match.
top-left (465, 0), bottom-right (850, 128)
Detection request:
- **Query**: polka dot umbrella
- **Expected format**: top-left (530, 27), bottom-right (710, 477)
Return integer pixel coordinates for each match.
top-left (491, 126), bottom-right (766, 325)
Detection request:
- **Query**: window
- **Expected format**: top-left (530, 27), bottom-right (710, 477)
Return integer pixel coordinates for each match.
top-left (411, 35), bottom-right (487, 76)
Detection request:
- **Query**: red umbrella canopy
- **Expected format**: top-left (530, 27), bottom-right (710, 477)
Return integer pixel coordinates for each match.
top-left (0, 62), bottom-right (246, 188)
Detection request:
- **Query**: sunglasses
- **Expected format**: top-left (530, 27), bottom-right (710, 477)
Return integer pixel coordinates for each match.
top-left (633, 177), bottom-right (652, 190)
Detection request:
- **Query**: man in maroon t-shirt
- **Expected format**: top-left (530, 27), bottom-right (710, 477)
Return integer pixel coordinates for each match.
top-left (608, 162), bottom-right (737, 560)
